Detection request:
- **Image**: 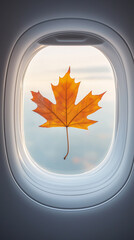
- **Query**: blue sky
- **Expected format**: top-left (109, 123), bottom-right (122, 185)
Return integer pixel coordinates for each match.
top-left (23, 46), bottom-right (115, 175)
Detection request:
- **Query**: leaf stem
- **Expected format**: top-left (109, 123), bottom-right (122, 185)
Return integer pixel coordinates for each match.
top-left (64, 127), bottom-right (69, 160)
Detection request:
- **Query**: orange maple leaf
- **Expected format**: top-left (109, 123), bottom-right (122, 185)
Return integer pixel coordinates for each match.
top-left (31, 67), bottom-right (105, 159)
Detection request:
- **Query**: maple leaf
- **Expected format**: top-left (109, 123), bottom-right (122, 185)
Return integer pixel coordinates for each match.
top-left (31, 67), bottom-right (105, 159)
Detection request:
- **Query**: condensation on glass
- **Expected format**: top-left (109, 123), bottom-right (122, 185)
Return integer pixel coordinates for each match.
top-left (23, 45), bottom-right (115, 175)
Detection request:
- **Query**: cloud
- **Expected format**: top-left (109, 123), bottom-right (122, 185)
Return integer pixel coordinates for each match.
top-left (72, 152), bottom-right (98, 171)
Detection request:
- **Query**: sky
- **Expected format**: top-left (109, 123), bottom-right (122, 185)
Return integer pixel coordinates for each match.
top-left (23, 45), bottom-right (115, 175)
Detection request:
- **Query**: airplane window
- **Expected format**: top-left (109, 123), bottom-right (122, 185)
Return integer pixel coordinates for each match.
top-left (5, 18), bottom-right (133, 209)
top-left (23, 46), bottom-right (115, 174)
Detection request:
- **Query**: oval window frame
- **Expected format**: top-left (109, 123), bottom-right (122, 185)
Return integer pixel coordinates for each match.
top-left (4, 18), bottom-right (134, 209)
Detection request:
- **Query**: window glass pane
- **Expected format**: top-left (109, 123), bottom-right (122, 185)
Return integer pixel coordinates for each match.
top-left (23, 46), bottom-right (115, 174)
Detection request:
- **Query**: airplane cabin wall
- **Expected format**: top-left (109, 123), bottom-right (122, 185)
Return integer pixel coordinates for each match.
top-left (0, 1), bottom-right (134, 239)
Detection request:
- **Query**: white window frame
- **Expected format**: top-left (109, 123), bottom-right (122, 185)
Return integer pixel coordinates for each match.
top-left (4, 18), bottom-right (134, 210)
